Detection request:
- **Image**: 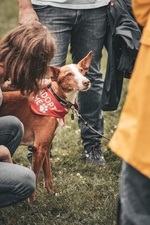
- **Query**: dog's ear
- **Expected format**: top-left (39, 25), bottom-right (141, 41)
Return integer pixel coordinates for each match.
top-left (78, 51), bottom-right (92, 73)
top-left (46, 66), bottom-right (60, 81)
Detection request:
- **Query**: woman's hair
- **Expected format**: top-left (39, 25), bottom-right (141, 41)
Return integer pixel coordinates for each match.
top-left (0, 22), bottom-right (56, 94)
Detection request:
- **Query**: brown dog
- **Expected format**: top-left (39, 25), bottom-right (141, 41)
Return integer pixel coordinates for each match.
top-left (0, 51), bottom-right (92, 204)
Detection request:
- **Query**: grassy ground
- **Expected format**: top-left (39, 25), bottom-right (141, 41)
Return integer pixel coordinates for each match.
top-left (0, 1), bottom-right (129, 224)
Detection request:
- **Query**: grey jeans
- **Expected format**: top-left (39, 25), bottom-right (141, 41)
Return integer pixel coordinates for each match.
top-left (0, 116), bottom-right (36, 208)
top-left (118, 161), bottom-right (150, 225)
top-left (0, 116), bottom-right (23, 156)
top-left (33, 4), bottom-right (108, 148)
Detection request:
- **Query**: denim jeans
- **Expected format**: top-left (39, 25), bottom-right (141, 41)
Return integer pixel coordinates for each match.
top-left (118, 161), bottom-right (150, 225)
top-left (0, 116), bottom-right (24, 156)
top-left (0, 162), bottom-right (36, 208)
top-left (0, 116), bottom-right (36, 207)
top-left (33, 5), bottom-right (108, 148)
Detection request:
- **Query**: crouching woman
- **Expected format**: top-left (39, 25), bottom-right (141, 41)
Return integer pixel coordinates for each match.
top-left (0, 22), bottom-right (56, 207)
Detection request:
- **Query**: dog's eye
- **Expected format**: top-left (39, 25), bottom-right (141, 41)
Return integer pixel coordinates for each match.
top-left (66, 72), bottom-right (72, 77)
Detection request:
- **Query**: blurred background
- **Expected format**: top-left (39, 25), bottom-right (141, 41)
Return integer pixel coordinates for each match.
top-left (0, 0), bottom-right (18, 38)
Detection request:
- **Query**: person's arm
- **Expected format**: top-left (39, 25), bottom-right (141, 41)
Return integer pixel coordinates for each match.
top-left (132, 0), bottom-right (150, 27)
top-left (18, 0), bottom-right (39, 25)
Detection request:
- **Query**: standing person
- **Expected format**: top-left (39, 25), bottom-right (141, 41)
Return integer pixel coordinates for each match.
top-left (109, 0), bottom-right (150, 224)
top-left (0, 22), bottom-right (56, 208)
top-left (18, 0), bottom-right (113, 167)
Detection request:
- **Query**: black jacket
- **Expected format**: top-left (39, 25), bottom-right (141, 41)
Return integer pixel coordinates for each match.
top-left (101, 0), bottom-right (141, 111)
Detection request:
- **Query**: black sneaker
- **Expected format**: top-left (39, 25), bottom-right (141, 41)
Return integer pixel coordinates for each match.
top-left (85, 143), bottom-right (106, 167)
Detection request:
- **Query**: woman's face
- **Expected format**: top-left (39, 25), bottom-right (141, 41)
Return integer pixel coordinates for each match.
top-left (0, 63), bottom-right (5, 86)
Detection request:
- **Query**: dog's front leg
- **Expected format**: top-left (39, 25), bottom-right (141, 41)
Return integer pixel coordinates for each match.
top-left (42, 146), bottom-right (54, 193)
top-left (29, 148), bottom-right (46, 204)
top-left (41, 119), bottom-right (58, 194)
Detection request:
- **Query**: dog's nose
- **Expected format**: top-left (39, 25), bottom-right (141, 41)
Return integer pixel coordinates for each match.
top-left (82, 80), bottom-right (90, 87)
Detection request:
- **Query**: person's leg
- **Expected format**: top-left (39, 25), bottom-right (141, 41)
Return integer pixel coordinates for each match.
top-left (70, 6), bottom-right (108, 166)
top-left (0, 116), bottom-right (24, 156)
top-left (0, 162), bottom-right (36, 208)
top-left (26, 5), bottom-right (77, 162)
top-left (0, 116), bottom-right (35, 208)
top-left (119, 161), bottom-right (150, 225)
top-left (32, 5), bottom-right (73, 66)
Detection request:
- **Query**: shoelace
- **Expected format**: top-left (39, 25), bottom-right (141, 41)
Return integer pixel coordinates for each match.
top-left (89, 144), bottom-right (103, 159)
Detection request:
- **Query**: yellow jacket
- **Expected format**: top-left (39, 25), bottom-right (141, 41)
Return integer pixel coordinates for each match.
top-left (109, 0), bottom-right (150, 178)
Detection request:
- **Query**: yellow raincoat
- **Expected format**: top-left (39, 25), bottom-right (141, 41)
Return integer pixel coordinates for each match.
top-left (109, 0), bottom-right (150, 178)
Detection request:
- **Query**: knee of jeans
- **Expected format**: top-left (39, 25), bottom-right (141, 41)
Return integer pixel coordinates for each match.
top-left (17, 168), bottom-right (36, 196)
top-left (25, 170), bottom-right (36, 193)
top-left (10, 116), bottom-right (24, 138)
top-left (17, 121), bottom-right (24, 139)
top-left (13, 116), bottom-right (24, 132)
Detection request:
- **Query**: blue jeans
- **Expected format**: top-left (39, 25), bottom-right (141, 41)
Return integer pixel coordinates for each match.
top-left (0, 116), bottom-right (24, 156)
top-left (0, 116), bottom-right (36, 207)
top-left (0, 162), bottom-right (36, 208)
top-left (118, 161), bottom-right (150, 225)
top-left (33, 5), bottom-right (108, 148)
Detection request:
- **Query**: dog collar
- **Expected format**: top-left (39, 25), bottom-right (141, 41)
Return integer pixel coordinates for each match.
top-left (50, 86), bottom-right (78, 110)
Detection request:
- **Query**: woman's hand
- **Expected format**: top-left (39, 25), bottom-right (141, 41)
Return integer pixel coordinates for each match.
top-left (1, 80), bottom-right (18, 91)
top-left (0, 145), bottom-right (13, 163)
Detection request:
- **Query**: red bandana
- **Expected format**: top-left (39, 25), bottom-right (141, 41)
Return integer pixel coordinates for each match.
top-left (29, 88), bottom-right (68, 119)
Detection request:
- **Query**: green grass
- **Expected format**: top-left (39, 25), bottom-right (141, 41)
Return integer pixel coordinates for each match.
top-left (0, 1), bottom-right (129, 224)
top-left (0, 0), bottom-right (18, 38)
